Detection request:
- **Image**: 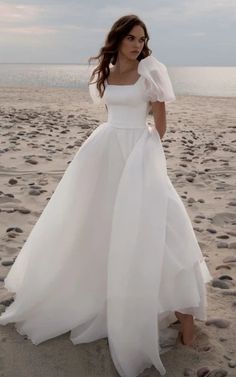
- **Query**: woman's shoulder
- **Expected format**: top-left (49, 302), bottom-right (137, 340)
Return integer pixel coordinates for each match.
top-left (137, 55), bottom-right (176, 103)
top-left (138, 55), bottom-right (167, 74)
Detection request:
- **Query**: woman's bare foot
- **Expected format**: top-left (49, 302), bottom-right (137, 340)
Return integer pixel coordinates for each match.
top-left (174, 311), bottom-right (195, 346)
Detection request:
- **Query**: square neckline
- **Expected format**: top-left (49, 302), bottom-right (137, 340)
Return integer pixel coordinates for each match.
top-left (106, 74), bottom-right (142, 87)
top-left (105, 56), bottom-right (151, 87)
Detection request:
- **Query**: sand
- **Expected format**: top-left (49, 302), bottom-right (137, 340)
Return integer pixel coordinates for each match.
top-left (0, 87), bottom-right (236, 377)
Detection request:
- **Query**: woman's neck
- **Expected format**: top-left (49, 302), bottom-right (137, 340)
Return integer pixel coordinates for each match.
top-left (113, 55), bottom-right (138, 74)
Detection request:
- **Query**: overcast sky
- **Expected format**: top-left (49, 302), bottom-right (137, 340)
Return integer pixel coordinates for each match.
top-left (0, 0), bottom-right (235, 65)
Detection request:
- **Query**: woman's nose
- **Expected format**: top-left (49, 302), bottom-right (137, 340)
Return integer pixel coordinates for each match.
top-left (134, 39), bottom-right (141, 48)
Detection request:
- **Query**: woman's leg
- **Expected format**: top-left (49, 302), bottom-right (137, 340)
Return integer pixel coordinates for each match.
top-left (174, 311), bottom-right (194, 345)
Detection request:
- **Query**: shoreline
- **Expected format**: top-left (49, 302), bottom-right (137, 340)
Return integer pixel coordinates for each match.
top-left (0, 85), bottom-right (235, 101)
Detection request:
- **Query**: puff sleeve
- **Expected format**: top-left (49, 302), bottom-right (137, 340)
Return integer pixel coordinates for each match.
top-left (138, 55), bottom-right (176, 103)
top-left (88, 66), bottom-right (105, 105)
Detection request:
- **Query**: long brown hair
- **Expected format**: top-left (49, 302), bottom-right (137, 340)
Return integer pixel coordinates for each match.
top-left (88, 14), bottom-right (152, 98)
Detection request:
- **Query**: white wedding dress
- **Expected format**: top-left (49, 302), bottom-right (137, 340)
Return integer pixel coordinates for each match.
top-left (0, 55), bottom-right (212, 377)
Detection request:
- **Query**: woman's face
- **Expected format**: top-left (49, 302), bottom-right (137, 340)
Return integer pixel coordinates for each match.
top-left (118, 25), bottom-right (146, 61)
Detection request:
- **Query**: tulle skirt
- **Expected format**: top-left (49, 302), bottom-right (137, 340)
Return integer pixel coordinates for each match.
top-left (0, 122), bottom-right (212, 377)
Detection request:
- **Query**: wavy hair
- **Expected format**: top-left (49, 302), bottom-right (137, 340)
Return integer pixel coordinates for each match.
top-left (88, 14), bottom-right (152, 98)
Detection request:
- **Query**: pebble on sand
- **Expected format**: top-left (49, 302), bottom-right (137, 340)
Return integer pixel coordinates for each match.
top-left (223, 256), bottom-right (236, 263)
top-left (212, 278), bottom-right (229, 289)
top-left (8, 178), bottom-right (18, 185)
top-left (29, 189), bottom-right (41, 196)
top-left (183, 368), bottom-right (195, 376)
top-left (207, 369), bottom-right (228, 377)
top-left (207, 228), bottom-right (217, 234)
top-left (228, 242), bottom-right (236, 249)
top-left (16, 207), bottom-right (31, 214)
top-left (217, 242), bottom-right (228, 249)
top-left (25, 158), bottom-right (38, 165)
top-left (228, 360), bottom-right (236, 368)
top-left (197, 366), bottom-right (211, 377)
top-left (218, 275), bottom-right (233, 281)
top-left (228, 201), bottom-right (236, 206)
top-left (205, 318), bottom-right (230, 328)
top-left (216, 265), bottom-right (231, 270)
top-left (222, 291), bottom-right (236, 296)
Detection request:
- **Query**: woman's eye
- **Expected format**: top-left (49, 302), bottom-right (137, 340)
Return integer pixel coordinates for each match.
top-left (127, 36), bottom-right (145, 42)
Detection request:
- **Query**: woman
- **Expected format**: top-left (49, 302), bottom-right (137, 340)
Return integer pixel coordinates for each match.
top-left (0, 14), bottom-right (212, 377)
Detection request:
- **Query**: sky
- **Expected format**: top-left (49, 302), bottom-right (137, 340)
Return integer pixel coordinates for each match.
top-left (0, 0), bottom-right (235, 66)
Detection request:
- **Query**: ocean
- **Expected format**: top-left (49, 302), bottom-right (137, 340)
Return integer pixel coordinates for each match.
top-left (0, 63), bottom-right (235, 97)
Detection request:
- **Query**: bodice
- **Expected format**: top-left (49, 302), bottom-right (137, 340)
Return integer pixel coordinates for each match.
top-left (103, 76), bottom-right (150, 129)
top-left (89, 55), bottom-right (176, 130)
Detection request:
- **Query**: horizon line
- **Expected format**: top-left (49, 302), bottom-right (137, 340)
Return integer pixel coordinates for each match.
top-left (0, 62), bottom-right (235, 67)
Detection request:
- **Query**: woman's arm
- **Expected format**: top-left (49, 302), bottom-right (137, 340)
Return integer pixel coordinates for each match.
top-left (151, 101), bottom-right (166, 140)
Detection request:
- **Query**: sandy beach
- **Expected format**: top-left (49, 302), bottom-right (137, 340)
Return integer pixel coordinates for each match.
top-left (0, 87), bottom-right (236, 377)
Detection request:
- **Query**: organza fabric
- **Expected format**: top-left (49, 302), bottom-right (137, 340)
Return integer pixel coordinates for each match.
top-left (89, 55), bottom-right (176, 105)
top-left (0, 55), bottom-right (212, 377)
